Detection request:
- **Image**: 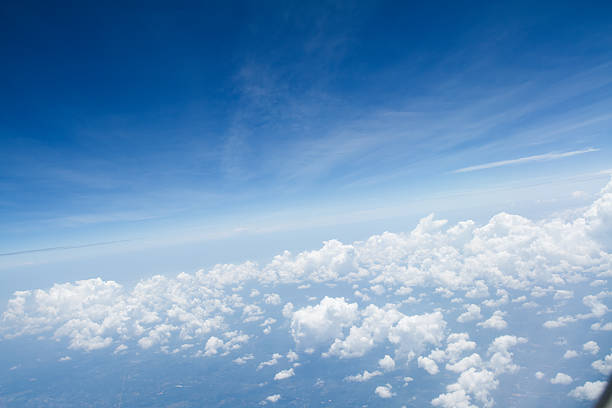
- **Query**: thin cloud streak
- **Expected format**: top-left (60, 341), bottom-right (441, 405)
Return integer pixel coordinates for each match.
top-left (452, 148), bottom-right (600, 174)
top-left (0, 240), bottom-right (131, 257)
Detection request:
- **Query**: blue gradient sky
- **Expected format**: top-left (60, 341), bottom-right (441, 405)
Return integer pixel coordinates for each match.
top-left (1, 1), bottom-right (612, 276)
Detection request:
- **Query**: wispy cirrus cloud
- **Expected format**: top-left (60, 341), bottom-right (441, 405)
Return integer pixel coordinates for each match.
top-left (452, 148), bottom-right (600, 174)
top-left (0, 240), bottom-right (129, 257)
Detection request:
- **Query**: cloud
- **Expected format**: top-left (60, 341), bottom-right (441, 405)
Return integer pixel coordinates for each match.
top-left (583, 341), bottom-right (600, 355)
top-left (563, 350), bottom-right (578, 359)
top-left (233, 354), bottom-right (254, 365)
top-left (569, 381), bottom-right (606, 400)
top-left (290, 297), bottom-right (358, 349)
top-left (388, 311), bottom-right (447, 360)
top-left (487, 335), bottom-right (527, 375)
top-left (591, 351), bottom-right (612, 375)
top-left (326, 305), bottom-right (402, 358)
top-left (550, 373), bottom-right (573, 385)
top-left (457, 304), bottom-right (482, 323)
top-left (374, 384), bottom-right (394, 399)
top-left (378, 355), bottom-right (395, 371)
top-left (477, 311), bottom-right (507, 330)
top-left (344, 370), bottom-right (382, 382)
top-left (0, 240), bottom-right (130, 257)
top-left (418, 356), bottom-right (440, 375)
top-left (258, 353), bottom-right (283, 370)
top-left (452, 148), bottom-right (599, 173)
top-left (264, 293), bottom-right (282, 305)
top-left (286, 350), bottom-right (299, 362)
top-left (273, 368), bottom-right (295, 380)
top-left (1, 177), bottom-right (612, 407)
top-left (264, 394), bottom-right (281, 403)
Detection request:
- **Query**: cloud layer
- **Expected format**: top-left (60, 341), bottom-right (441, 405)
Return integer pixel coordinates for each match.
top-left (2, 177), bottom-right (612, 406)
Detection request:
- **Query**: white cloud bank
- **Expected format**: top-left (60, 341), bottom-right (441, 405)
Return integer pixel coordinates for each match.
top-left (569, 381), bottom-right (606, 400)
top-left (0, 178), bottom-right (611, 406)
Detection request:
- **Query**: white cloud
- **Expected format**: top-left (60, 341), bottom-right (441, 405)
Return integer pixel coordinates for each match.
top-left (58, 356), bottom-right (71, 362)
top-left (550, 373), bottom-right (573, 385)
top-left (418, 356), bottom-right (440, 375)
top-left (286, 350), bottom-right (299, 362)
top-left (326, 305), bottom-right (402, 358)
top-left (457, 304), bottom-right (482, 323)
top-left (543, 315), bottom-right (577, 329)
top-left (591, 351), bottom-right (612, 375)
top-left (583, 341), bottom-right (600, 355)
top-left (477, 311), bottom-right (507, 330)
top-left (446, 353), bottom-right (482, 373)
top-left (554, 290), bottom-right (574, 300)
top-left (379, 355), bottom-right (395, 371)
top-left (563, 350), bottom-right (579, 359)
top-left (290, 297), bottom-right (358, 349)
top-left (273, 368), bottom-right (294, 381)
top-left (535, 371), bottom-right (545, 380)
top-left (445, 333), bottom-right (477, 362)
top-left (199, 332), bottom-right (249, 358)
top-left (591, 322), bottom-right (612, 331)
top-left (204, 336), bottom-right (224, 357)
top-left (465, 281), bottom-right (489, 299)
top-left (569, 381), bottom-right (606, 400)
top-left (344, 370), bottom-right (382, 382)
top-left (435, 367), bottom-right (498, 408)
top-left (375, 384), bottom-right (394, 399)
top-left (388, 311), bottom-right (447, 360)
top-left (233, 354), bottom-right (254, 365)
top-left (257, 353), bottom-right (283, 370)
top-left (487, 335), bottom-right (527, 375)
top-left (452, 148), bottom-right (599, 173)
top-left (432, 389), bottom-right (474, 408)
top-left (1, 177), bottom-right (612, 407)
top-left (263, 293), bottom-right (281, 305)
top-left (265, 394), bottom-right (280, 403)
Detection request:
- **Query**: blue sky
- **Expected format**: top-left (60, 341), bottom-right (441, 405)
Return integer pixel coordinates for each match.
top-left (1, 0), bottom-right (612, 272)
top-left (2, 3), bottom-right (612, 407)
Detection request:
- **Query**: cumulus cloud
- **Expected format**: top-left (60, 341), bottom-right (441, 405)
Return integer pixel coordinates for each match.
top-left (477, 311), bottom-right (507, 330)
top-left (457, 304), bottom-right (482, 323)
top-left (233, 354), bottom-right (254, 365)
top-left (583, 341), bottom-right (600, 355)
top-left (2, 177), bottom-right (612, 407)
top-left (378, 355), bottom-right (395, 371)
top-left (388, 311), bottom-right (447, 360)
top-left (563, 350), bottom-right (578, 359)
top-left (591, 351), bottom-right (612, 375)
top-left (273, 368), bottom-right (294, 380)
top-left (487, 335), bottom-right (527, 375)
top-left (344, 370), bottom-right (382, 382)
top-left (569, 381), bottom-right (606, 400)
top-left (264, 394), bottom-right (281, 403)
top-left (257, 353), bottom-right (283, 370)
top-left (290, 297), bottom-right (358, 349)
top-left (446, 353), bottom-right (482, 373)
top-left (550, 373), bottom-right (573, 385)
top-left (263, 293), bottom-right (281, 305)
top-left (326, 305), bottom-right (402, 358)
top-left (418, 356), bottom-right (440, 375)
top-left (286, 350), bottom-right (299, 362)
top-left (375, 384), bottom-right (394, 399)
top-left (591, 322), bottom-right (612, 331)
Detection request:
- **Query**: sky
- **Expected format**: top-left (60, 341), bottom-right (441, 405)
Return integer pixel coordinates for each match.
top-left (2, 0), bottom-right (612, 269)
top-left (0, 2), bottom-right (612, 406)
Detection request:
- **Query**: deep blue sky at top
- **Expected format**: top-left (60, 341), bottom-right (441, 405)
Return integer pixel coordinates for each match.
top-left (1, 0), bottom-right (612, 256)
